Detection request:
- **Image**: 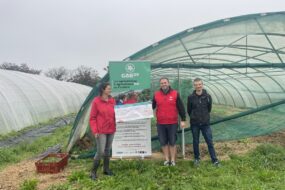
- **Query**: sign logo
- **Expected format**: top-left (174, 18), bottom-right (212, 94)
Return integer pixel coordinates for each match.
top-left (125, 63), bottom-right (135, 73)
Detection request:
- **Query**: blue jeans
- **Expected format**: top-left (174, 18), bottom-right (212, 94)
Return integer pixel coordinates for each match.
top-left (191, 125), bottom-right (218, 163)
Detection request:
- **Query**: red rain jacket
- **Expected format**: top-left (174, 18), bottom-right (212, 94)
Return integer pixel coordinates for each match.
top-left (89, 96), bottom-right (116, 134)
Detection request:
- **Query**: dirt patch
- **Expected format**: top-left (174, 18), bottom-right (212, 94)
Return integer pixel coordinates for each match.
top-left (0, 159), bottom-right (75, 190)
top-left (250, 130), bottom-right (285, 147)
top-left (181, 141), bottom-right (260, 161)
top-left (180, 130), bottom-right (285, 161)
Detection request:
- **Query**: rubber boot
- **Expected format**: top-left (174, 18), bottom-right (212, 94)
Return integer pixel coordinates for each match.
top-left (90, 159), bottom-right (100, 180)
top-left (103, 157), bottom-right (114, 176)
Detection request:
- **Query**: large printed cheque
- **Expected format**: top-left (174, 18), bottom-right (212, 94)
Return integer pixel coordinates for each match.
top-left (115, 102), bottom-right (154, 122)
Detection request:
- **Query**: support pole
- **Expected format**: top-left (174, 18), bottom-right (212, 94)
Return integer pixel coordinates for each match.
top-left (178, 63), bottom-right (185, 159)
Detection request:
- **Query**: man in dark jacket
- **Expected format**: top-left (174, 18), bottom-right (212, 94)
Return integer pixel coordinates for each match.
top-left (153, 77), bottom-right (186, 166)
top-left (187, 78), bottom-right (219, 166)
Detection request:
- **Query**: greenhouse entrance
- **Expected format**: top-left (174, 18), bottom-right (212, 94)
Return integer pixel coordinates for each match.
top-left (67, 12), bottom-right (285, 155)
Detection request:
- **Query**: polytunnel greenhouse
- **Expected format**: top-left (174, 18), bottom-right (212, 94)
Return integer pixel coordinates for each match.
top-left (68, 11), bottom-right (285, 153)
top-left (0, 69), bottom-right (91, 134)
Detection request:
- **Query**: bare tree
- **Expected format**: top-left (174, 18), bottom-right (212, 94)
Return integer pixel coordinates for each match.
top-left (44, 65), bottom-right (101, 87)
top-left (45, 67), bottom-right (69, 81)
top-left (69, 65), bottom-right (101, 87)
top-left (0, 62), bottom-right (41, 75)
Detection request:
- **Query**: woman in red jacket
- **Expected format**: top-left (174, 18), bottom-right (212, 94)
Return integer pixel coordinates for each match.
top-left (89, 82), bottom-right (116, 180)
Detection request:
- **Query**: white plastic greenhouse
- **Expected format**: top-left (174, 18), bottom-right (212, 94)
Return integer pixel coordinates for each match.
top-left (0, 69), bottom-right (92, 134)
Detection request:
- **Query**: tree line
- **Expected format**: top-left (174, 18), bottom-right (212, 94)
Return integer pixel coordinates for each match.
top-left (0, 62), bottom-right (101, 87)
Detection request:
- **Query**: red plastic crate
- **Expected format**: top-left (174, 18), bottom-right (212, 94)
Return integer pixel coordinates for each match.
top-left (35, 153), bottom-right (68, 174)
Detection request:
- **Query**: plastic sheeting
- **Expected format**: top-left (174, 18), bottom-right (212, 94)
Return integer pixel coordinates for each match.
top-left (0, 70), bottom-right (91, 134)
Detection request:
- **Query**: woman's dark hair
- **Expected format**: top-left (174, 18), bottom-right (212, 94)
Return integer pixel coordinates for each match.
top-left (98, 82), bottom-right (110, 96)
top-left (119, 94), bottom-right (126, 99)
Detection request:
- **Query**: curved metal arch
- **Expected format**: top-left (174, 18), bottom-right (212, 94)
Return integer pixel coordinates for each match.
top-left (193, 52), bottom-right (270, 63)
top-left (235, 46), bottom-right (285, 64)
top-left (202, 84), bottom-right (221, 105)
top-left (200, 75), bottom-right (237, 107)
top-left (181, 68), bottom-right (254, 107)
top-left (178, 73), bottom-right (222, 105)
top-left (181, 31), bottom-right (285, 43)
top-left (163, 69), bottom-right (238, 106)
top-left (208, 68), bottom-right (263, 107)
top-left (143, 41), bottom-right (184, 59)
top-left (150, 62), bottom-right (285, 107)
top-left (188, 44), bottom-right (285, 61)
top-left (231, 68), bottom-right (273, 105)
top-left (150, 69), bottom-right (222, 104)
top-left (151, 62), bottom-right (285, 70)
top-left (161, 56), bottom-right (243, 65)
top-left (183, 34), bottom-right (285, 56)
top-left (250, 67), bottom-right (285, 93)
top-left (191, 35), bottom-right (248, 61)
top-left (158, 51), bottom-right (270, 65)
top-left (189, 42), bottom-right (285, 54)
top-left (148, 35), bottom-right (285, 65)
top-left (151, 44), bottom-right (273, 64)
top-left (179, 69), bottom-right (240, 107)
top-left (189, 44), bottom-right (269, 58)
top-left (178, 38), bottom-right (196, 64)
top-left (166, 63), bottom-right (272, 106)
top-left (174, 64), bottom-right (227, 106)
top-left (204, 81), bottom-right (229, 105)
top-left (127, 12), bottom-right (285, 61)
top-left (255, 18), bottom-right (284, 63)
top-left (151, 63), bottom-right (257, 107)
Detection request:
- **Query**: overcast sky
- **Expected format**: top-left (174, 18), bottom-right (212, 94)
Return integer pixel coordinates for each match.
top-left (0, 0), bottom-right (284, 76)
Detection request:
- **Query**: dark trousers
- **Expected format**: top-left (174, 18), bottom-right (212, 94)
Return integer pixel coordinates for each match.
top-left (191, 125), bottom-right (218, 163)
top-left (157, 124), bottom-right (178, 146)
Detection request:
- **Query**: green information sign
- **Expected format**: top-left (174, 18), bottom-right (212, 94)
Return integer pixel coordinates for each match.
top-left (109, 61), bottom-right (151, 92)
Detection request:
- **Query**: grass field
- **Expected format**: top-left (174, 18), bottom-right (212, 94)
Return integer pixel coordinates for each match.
top-left (46, 143), bottom-right (285, 190)
top-left (1, 107), bottom-right (285, 190)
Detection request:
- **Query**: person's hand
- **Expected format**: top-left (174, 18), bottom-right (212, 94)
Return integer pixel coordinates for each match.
top-left (180, 121), bottom-right (186, 129)
top-left (94, 133), bottom-right (100, 138)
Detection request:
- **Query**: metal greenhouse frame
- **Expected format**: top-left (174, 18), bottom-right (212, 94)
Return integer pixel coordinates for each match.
top-left (67, 12), bottom-right (285, 154)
